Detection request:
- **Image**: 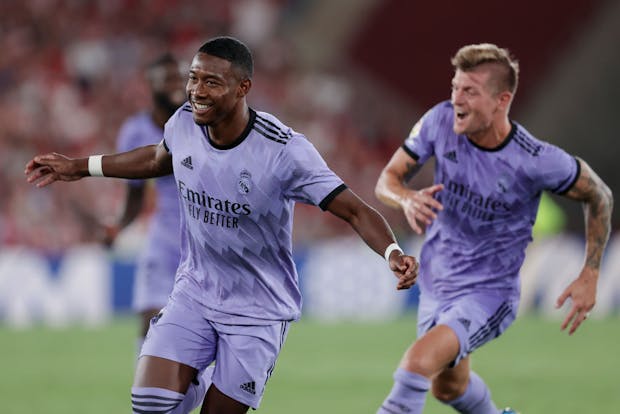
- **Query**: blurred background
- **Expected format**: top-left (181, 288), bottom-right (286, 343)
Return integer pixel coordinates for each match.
top-left (0, 0), bottom-right (619, 412)
top-left (2, 0), bottom-right (619, 321)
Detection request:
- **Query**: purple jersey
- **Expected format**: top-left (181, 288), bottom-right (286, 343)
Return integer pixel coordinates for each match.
top-left (116, 111), bottom-right (181, 308)
top-left (163, 105), bottom-right (345, 325)
top-left (404, 101), bottom-right (579, 300)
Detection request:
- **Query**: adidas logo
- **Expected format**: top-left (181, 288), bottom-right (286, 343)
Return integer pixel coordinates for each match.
top-left (240, 381), bottom-right (256, 395)
top-left (457, 317), bottom-right (471, 331)
top-left (181, 156), bottom-right (193, 170)
top-left (444, 150), bottom-right (457, 163)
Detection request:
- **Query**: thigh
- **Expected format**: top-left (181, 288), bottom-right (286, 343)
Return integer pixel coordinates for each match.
top-left (134, 355), bottom-right (197, 393)
top-left (201, 384), bottom-right (250, 414)
top-left (210, 321), bottom-right (290, 410)
top-left (434, 293), bottom-right (518, 367)
top-left (140, 297), bottom-right (218, 372)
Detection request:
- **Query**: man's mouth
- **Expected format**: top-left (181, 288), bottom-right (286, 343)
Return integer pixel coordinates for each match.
top-left (455, 110), bottom-right (468, 121)
top-left (192, 101), bottom-right (212, 113)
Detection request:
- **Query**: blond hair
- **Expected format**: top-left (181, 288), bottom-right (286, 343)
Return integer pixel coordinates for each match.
top-left (451, 43), bottom-right (519, 95)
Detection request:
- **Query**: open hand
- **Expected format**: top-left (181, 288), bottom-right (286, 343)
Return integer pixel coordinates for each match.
top-left (25, 152), bottom-right (84, 187)
top-left (401, 184), bottom-right (444, 235)
top-left (556, 268), bottom-right (597, 335)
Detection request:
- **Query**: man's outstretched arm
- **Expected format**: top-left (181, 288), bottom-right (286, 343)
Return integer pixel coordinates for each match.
top-left (25, 142), bottom-right (172, 188)
top-left (326, 188), bottom-right (419, 290)
top-left (556, 157), bottom-right (614, 334)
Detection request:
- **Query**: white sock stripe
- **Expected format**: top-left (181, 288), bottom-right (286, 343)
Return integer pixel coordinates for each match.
top-left (133, 408), bottom-right (175, 414)
top-left (132, 397), bottom-right (183, 404)
top-left (131, 394), bottom-right (183, 402)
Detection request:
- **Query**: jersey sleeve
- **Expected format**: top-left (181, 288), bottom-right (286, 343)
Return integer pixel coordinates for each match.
top-left (279, 135), bottom-right (346, 209)
top-left (402, 103), bottom-right (444, 164)
top-left (535, 143), bottom-right (580, 194)
top-left (162, 107), bottom-right (183, 155)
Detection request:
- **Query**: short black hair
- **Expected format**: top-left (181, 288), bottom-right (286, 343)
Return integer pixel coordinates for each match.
top-left (198, 36), bottom-right (253, 79)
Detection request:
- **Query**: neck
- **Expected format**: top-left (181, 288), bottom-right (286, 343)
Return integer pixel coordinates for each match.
top-left (468, 117), bottom-right (511, 148)
top-left (208, 103), bottom-right (250, 146)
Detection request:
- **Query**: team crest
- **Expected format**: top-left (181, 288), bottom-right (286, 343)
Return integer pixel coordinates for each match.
top-left (408, 117), bottom-right (424, 139)
top-left (238, 169), bottom-right (252, 194)
top-left (496, 176), bottom-right (510, 193)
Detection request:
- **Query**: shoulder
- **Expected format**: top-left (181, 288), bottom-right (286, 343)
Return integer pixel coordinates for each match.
top-left (164, 102), bottom-right (195, 132)
top-left (510, 122), bottom-right (551, 157)
top-left (171, 101), bottom-right (194, 123)
top-left (427, 100), bottom-right (454, 126)
top-left (163, 102), bottom-right (195, 150)
top-left (411, 101), bottom-right (453, 135)
top-left (406, 100), bottom-right (453, 146)
top-left (252, 110), bottom-right (295, 145)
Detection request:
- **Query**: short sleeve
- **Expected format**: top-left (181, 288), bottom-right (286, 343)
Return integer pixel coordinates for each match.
top-left (162, 108), bottom-right (182, 155)
top-left (279, 135), bottom-right (345, 209)
top-left (535, 143), bottom-right (580, 194)
top-left (402, 103), bottom-right (444, 164)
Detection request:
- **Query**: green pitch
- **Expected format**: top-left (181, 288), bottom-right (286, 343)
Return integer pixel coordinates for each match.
top-left (1, 315), bottom-right (618, 413)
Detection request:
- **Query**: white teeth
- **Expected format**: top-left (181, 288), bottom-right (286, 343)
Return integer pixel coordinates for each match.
top-left (194, 102), bottom-right (210, 110)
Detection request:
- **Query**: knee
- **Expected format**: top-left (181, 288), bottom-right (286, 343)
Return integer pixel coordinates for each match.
top-left (431, 377), bottom-right (468, 402)
top-left (402, 352), bottom-right (438, 378)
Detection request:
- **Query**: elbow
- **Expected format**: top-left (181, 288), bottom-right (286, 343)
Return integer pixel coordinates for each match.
top-left (604, 184), bottom-right (614, 215)
top-left (374, 183), bottom-right (385, 204)
top-left (375, 171), bottom-right (390, 204)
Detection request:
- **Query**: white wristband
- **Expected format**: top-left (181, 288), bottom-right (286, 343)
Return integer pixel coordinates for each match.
top-left (384, 242), bottom-right (403, 262)
top-left (88, 155), bottom-right (104, 177)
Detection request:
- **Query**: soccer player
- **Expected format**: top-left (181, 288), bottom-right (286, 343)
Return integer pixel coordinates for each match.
top-left (374, 43), bottom-right (613, 414)
top-left (25, 36), bottom-right (419, 414)
top-left (103, 53), bottom-right (186, 353)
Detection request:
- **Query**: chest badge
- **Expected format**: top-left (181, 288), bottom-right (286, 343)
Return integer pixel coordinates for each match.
top-left (238, 169), bottom-right (252, 194)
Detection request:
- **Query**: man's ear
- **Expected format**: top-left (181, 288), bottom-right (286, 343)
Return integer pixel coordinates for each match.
top-left (498, 90), bottom-right (513, 111)
top-left (237, 78), bottom-right (252, 98)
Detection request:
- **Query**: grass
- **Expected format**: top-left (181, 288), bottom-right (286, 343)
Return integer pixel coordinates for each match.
top-left (0, 315), bottom-right (618, 413)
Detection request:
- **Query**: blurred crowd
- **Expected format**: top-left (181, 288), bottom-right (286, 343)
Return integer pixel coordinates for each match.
top-left (0, 0), bottom-right (414, 254)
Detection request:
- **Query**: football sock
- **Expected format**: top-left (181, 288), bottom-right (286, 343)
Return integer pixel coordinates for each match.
top-left (174, 365), bottom-right (215, 413)
top-left (377, 368), bottom-right (430, 414)
top-left (443, 371), bottom-right (498, 414)
top-left (131, 366), bottom-right (214, 414)
top-left (131, 386), bottom-right (183, 413)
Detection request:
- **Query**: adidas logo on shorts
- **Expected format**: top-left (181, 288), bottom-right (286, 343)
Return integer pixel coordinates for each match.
top-left (240, 381), bottom-right (256, 395)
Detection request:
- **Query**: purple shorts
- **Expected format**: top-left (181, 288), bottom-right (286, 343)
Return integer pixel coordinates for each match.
top-left (140, 296), bottom-right (289, 408)
top-left (417, 291), bottom-right (519, 366)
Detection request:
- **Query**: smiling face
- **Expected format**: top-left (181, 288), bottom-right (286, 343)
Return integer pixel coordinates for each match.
top-left (450, 66), bottom-right (507, 138)
top-left (186, 52), bottom-right (250, 127)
